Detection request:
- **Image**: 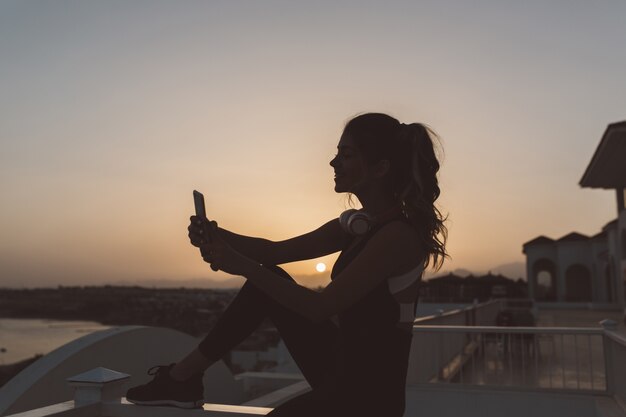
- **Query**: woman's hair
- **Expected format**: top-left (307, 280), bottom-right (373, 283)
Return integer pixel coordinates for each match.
top-left (343, 112), bottom-right (448, 270)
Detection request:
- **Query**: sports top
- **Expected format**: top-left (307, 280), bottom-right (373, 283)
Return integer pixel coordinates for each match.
top-left (333, 215), bottom-right (424, 326)
top-left (387, 263), bottom-right (424, 323)
top-left (329, 215), bottom-right (423, 415)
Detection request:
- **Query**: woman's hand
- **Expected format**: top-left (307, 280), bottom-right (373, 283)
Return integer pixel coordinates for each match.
top-left (188, 215), bottom-right (205, 248)
top-left (188, 215), bottom-right (252, 275)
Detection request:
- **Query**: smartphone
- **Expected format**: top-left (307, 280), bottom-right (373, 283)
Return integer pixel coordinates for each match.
top-left (193, 190), bottom-right (206, 219)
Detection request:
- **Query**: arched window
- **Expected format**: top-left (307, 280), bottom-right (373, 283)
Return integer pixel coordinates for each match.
top-left (565, 264), bottom-right (592, 302)
top-left (532, 259), bottom-right (556, 301)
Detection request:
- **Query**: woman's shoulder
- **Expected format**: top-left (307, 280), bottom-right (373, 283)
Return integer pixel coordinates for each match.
top-left (342, 218), bottom-right (420, 256)
top-left (374, 220), bottom-right (424, 267)
top-left (378, 220), bottom-right (425, 276)
top-left (377, 218), bottom-right (418, 242)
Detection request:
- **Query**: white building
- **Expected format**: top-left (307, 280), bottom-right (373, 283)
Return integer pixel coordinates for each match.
top-left (524, 121), bottom-right (626, 308)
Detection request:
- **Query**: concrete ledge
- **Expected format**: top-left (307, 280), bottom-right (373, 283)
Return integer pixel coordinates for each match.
top-left (104, 400), bottom-right (272, 416)
top-left (241, 380), bottom-right (311, 408)
top-left (4, 401), bottom-right (99, 417)
top-left (6, 400), bottom-right (273, 417)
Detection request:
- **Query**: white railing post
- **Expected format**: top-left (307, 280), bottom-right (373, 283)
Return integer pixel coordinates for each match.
top-left (66, 367), bottom-right (130, 407)
top-left (600, 319), bottom-right (617, 396)
top-left (600, 319), bottom-right (618, 331)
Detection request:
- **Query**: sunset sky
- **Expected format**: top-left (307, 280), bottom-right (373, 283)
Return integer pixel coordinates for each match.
top-left (1, 1), bottom-right (625, 288)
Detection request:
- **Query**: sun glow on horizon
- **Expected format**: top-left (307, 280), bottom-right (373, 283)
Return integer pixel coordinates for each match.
top-left (316, 263), bottom-right (327, 273)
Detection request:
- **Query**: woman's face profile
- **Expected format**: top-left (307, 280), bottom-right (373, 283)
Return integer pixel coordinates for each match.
top-left (330, 133), bottom-right (370, 194)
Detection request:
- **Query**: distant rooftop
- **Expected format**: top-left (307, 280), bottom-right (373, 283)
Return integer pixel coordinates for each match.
top-left (523, 232), bottom-right (592, 248)
top-left (557, 232), bottom-right (589, 242)
top-left (602, 219), bottom-right (618, 231)
top-left (522, 236), bottom-right (554, 248)
top-left (580, 121), bottom-right (626, 189)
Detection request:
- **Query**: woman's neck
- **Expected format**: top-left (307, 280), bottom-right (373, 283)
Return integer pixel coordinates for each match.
top-left (355, 190), bottom-right (397, 217)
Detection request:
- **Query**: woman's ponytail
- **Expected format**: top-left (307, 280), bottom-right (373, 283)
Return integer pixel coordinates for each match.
top-left (397, 122), bottom-right (447, 270)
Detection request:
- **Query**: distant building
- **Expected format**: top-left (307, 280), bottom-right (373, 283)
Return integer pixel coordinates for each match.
top-left (524, 121), bottom-right (626, 307)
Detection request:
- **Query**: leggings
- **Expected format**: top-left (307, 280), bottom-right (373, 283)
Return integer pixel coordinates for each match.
top-left (197, 265), bottom-right (347, 415)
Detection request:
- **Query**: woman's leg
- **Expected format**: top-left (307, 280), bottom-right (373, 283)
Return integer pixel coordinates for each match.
top-left (171, 276), bottom-right (271, 380)
top-left (256, 266), bottom-right (340, 389)
top-left (173, 265), bottom-right (339, 389)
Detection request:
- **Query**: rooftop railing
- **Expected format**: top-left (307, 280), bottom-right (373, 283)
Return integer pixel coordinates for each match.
top-left (603, 324), bottom-right (626, 408)
top-left (408, 319), bottom-right (623, 400)
top-left (413, 298), bottom-right (504, 327)
top-left (410, 325), bottom-right (606, 392)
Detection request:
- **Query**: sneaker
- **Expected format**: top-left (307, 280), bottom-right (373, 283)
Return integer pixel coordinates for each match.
top-left (125, 364), bottom-right (204, 409)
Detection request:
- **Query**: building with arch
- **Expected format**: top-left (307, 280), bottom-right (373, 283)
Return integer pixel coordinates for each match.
top-left (524, 121), bottom-right (626, 308)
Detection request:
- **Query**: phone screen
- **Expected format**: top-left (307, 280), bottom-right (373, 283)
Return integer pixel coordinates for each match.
top-left (193, 190), bottom-right (206, 219)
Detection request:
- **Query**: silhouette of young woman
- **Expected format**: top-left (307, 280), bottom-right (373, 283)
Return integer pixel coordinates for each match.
top-left (126, 112), bottom-right (448, 417)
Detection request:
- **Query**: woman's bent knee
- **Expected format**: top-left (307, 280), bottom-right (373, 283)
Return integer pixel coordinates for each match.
top-left (262, 264), bottom-right (296, 282)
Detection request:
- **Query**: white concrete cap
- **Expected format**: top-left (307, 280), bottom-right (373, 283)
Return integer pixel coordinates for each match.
top-left (599, 319), bottom-right (618, 330)
top-left (66, 367), bottom-right (130, 384)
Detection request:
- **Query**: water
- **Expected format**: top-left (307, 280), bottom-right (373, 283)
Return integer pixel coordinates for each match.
top-left (0, 318), bottom-right (110, 365)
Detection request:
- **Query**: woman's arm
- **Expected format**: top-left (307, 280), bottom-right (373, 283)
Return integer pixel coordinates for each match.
top-left (233, 221), bottom-right (421, 322)
top-left (215, 218), bottom-right (350, 265)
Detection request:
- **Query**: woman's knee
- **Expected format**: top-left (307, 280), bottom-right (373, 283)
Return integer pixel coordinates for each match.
top-left (238, 265), bottom-right (297, 310)
top-left (238, 265), bottom-right (295, 299)
top-left (262, 264), bottom-right (296, 282)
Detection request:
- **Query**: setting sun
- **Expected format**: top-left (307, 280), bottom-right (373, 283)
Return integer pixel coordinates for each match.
top-left (316, 263), bottom-right (326, 273)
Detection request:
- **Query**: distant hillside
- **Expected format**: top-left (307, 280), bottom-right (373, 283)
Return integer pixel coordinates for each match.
top-left (426, 261), bottom-right (526, 281)
top-left (490, 261), bottom-right (526, 280)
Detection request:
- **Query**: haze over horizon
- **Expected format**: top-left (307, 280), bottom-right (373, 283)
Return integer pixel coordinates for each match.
top-left (9, 261), bottom-right (525, 290)
top-left (1, 1), bottom-right (625, 289)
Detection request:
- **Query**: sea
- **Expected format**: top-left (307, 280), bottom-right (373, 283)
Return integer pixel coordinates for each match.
top-left (0, 318), bottom-right (110, 365)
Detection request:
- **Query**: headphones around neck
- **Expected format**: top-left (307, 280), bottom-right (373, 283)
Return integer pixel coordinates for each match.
top-left (339, 205), bottom-right (404, 236)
